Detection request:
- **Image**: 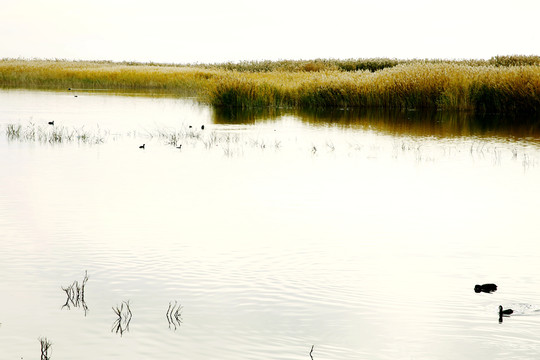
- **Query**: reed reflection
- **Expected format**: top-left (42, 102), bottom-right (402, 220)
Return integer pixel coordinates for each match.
top-left (499, 305), bottom-right (514, 324)
top-left (61, 271), bottom-right (89, 316)
top-left (212, 107), bottom-right (540, 143)
top-left (166, 300), bottom-right (183, 331)
top-left (39, 337), bottom-right (52, 360)
top-left (212, 106), bottom-right (282, 124)
top-left (112, 300), bottom-right (132, 336)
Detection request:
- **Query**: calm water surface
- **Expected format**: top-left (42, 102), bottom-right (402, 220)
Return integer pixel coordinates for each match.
top-left (1, 89), bottom-right (540, 360)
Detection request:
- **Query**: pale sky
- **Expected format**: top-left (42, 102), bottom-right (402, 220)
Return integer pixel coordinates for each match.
top-left (1, 0), bottom-right (539, 64)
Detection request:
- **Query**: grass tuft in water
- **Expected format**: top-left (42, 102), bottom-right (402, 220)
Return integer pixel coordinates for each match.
top-left (166, 301), bottom-right (183, 330)
top-left (5, 123), bottom-right (106, 144)
top-left (112, 300), bottom-right (132, 336)
top-left (61, 271), bottom-right (89, 315)
top-left (6, 123), bottom-right (22, 139)
top-left (39, 337), bottom-right (52, 360)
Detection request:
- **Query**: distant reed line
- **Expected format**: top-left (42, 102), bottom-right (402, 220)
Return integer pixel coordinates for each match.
top-left (1, 57), bottom-right (539, 113)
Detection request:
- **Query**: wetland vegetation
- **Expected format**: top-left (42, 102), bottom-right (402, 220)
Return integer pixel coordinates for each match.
top-left (1, 56), bottom-right (539, 113)
top-left (5, 122), bottom-right (106, 144)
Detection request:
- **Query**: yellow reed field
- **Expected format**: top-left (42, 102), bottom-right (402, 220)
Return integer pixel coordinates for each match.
top-left (206, 63), bottom-right (540, 112)
top-left (0, 59), bottom-right (221, 94)
top-left (1, 58), bottom-right (539, 112)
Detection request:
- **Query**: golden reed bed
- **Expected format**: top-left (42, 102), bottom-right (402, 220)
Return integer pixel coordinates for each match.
top-left (1, 57), bottom-right (539, 113)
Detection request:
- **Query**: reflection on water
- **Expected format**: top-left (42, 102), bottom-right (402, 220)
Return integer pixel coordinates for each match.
top-left (61, 271), bottom-right (89, 315)
top-left (1, 89), bottom-right (540, 360)
top-left (213, 106), bottom-right (540, 142)
top-left (112, 301), bottom-right (132, 336)
top-left (166, 301), bottom-right (183, 331)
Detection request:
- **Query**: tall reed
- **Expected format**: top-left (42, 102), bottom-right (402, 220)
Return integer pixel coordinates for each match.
top-left (0, 59), bottom-right (219, 94)
top-left (1, 57), bottom-right (539, 113)
top-left (206, 63), bottom-right (540, 112)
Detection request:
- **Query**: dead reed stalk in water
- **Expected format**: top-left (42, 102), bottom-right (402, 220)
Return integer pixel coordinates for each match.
top-left (166, 300), bottom-right (183, 330)
top-left (39, 337), bottom-right (52, 360)
top-left (61, 271), bottom-right (89, 315)
top-left (112, 300), bottom-right (132, 336)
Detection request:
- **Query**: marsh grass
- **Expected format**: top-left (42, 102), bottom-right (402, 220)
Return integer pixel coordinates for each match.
top-left (199, 55), bottom-right (540, 72)
top-left (5, 122), bottom-right (106, 144)
top-left (0, 59), bottom-right (215, 95)
top-left (2, 57), bottom-right (539, 113)
top-left (207, 63), bottom-right (540, 112)
top-left (6, 123), bottom-right (21, 139)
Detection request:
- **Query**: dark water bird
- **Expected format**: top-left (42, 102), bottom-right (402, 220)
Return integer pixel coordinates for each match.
top-left (176, 144), bottom-right (182, 149)
top-left (201, 125), bottom-right (205, 130)
top-left (48, 121), bottom-right (54, 125)
top-left (68, 88), bottom-right (72, 90)
top-left (189, 125), bottom-right (192, 128)
top-left (474, 283), bottom-right (497, 293)
top-left (499, 305), bottom-right (513, 316)
top-left (139, 144), bottom-right (145, 149)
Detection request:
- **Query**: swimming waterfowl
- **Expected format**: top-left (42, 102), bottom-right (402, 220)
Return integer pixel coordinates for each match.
top-left (499, 305), bottom-right (513, 316)
top-left (474, 283), bottom-right (497, 293)
top-left (176, 144), bottom-right (182, 149)
top-left (201, 125), bottom-right (205, 130)
top-left (139, 144), bottom-right (145, 149)
top-left (48, 121), bottom-right (54, 125)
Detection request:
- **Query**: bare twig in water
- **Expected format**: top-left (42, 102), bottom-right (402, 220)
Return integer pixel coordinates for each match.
top-left (39, 337), bottom-right (52, 360)
top-left (61, 271), bottom-right (89, 315)
top-left (166, 300), bottom-right (183, 330)
top-left (310, 345), bottom-right (314, 360)
top-left (112, 300), bottom-right (132, 336)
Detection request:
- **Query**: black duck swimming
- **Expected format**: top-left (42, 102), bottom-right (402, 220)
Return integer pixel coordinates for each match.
top-left (474, 283), bottom-right (497, 293)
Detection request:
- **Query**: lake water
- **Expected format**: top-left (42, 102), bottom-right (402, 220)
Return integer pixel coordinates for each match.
top-left (1, 89), bottom-right (540, 360)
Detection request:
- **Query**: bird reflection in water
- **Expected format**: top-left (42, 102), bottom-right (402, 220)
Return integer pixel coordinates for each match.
top-left (499, 305), bottom-right (513, 323)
